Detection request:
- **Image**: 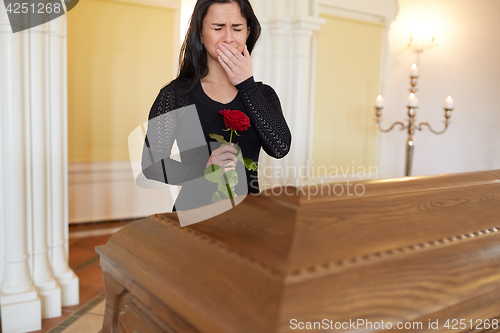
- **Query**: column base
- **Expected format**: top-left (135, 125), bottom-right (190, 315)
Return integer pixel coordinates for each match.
top-left (54, 269), bottom-right (79, 306)
top-left (35, 280), bottom-right (62, 319)
top-left (0, 286), bottom-right (42, 333)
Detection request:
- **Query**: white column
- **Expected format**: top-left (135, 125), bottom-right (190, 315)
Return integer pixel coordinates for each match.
top-left (1, 4), bottom-right (78, 330)
top-left (0, 7), bottom-right (42, 333)
top-left (289, 26), bottom-right (315, 184)
top-left (259, 19), bottom-right (291, 186)
top-left (251, 0), bottom-right (325, 188)
top-left (46, 16), bottom-right (79, 307)
top-left (0, 1), bottom-right (5, 293)
top-left (30, 21), bottom-right (63, 318)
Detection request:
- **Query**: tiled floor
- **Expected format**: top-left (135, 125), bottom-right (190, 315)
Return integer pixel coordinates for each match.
top-left (45, 293), bottom-right (106, 333)
top-left (31, 219), bottom-right (138, 333)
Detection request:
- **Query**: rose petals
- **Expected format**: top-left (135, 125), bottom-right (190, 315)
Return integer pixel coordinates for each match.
top-left (219, 109), bottom-right (251, 132)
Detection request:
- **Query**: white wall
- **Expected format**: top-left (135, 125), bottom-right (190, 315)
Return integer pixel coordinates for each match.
top-left (180, 0), bottom-right (197, 45)
top-left (379, 0), bottom-right (500, 178)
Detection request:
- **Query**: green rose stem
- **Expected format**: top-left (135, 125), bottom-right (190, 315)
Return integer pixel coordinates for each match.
top-left (223, 129), bottom-right (236, 201)
top-left (207, 121), bottom-right (256, 203)
top-left (222, 169), bottom-right (234, 201)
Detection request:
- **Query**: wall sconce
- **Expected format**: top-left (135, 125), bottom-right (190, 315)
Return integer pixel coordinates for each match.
top-left (408, 21), bottom-right (438, 53)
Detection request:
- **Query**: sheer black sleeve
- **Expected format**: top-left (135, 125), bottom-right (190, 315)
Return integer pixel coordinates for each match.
top-left (235, 76), bottom-right (291, 158)
top-left (141, 86), bottom-right (206, 185)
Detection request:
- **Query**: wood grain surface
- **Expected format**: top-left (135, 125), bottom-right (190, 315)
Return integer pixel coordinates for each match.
top-left (97, 169), bottom-right (500, 332)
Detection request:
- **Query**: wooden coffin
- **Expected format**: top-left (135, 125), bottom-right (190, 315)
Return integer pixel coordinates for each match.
top-left (96, 169), bottom-right (500, 332)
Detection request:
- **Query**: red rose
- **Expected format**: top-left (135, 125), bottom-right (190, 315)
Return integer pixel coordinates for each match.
top-left (219, 109), bottom-right (251, 132)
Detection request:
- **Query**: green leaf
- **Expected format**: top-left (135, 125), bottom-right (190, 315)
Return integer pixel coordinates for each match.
top-left (204, 164), bottom-right (223, 183)
top-left (218, 182), bottom-right (230, 198)
top-left (234, 145), bottom-right (244, 163)
top-left (212, 191), bottom-right (222, 203)
top-left (234, 130), bottom-right (241, 137)
top-left (209, 133), bottom-right (227, 143)
top-left (226, 184), bottom-right (235, 199)
top-left (243, 158), bottom-right (258, 171)
top-left (223, 169), bottom-right (238, 188)
top-left (229, 186), bottom-right (237, 198)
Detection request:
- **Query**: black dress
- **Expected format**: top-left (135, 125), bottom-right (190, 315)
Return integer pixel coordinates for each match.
top-left (141, 76), bottom-right (291, 212)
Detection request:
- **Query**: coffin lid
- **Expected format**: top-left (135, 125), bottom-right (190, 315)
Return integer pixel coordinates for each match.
top-left (97, 169), bottom-right (500, 332)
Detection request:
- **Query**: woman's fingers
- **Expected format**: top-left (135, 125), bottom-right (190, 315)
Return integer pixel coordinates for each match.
top-left (225, 159), bottom-right (237, 167)
top-left (217, 47), bottom-right (235, 71)
top-left (206, 144), bottom-right (239, 170)
top-left (211, 152), bottom-right (238, 168)
top-left (222, 165), bottom-right (235, 175)
top-left (214, 143), bottom-right (238, 155)
top-left (243, 44), bottom-right (250, 59)
top-left (218, 55), bottom-right (232, 74)
top-left (213, 156), bottom-right (237, 174)
top-left (219, 162), bottom-right (235, 174)
top-left (222, 42), bottom-right (242, 62)
top-left (215, 152), bottom-right (238, 164)
top-left (218, 43), bottom-right (253, 86)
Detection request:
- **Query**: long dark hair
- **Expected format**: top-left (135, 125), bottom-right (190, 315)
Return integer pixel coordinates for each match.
top-left (174, 0), bottom-right (261, 94)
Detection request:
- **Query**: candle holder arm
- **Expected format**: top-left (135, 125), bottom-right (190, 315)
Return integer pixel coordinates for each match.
top-left (416, 108), bottom-right (453, 134)
top-left (377, 121), bottom-right (406, 133)
top-left (416, 121), bottom-right (450, 135)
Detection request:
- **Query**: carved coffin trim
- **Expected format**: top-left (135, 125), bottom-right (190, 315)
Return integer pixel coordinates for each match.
top-left (286, 226), bottom-right (500, 284)
top-left (152, 213), bottom-right (283, 278)
top-left (153, 213), bottom-right (500, 285)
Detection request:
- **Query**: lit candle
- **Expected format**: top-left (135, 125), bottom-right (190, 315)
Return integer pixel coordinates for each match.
top-left (445, 96), bottom-right (454, 109)
top-left (376, 95), bottom-right (384, 108)
top-left (411, 63), bottom-right (419, 77)
top-left (407, 93), bottom-right (418, 107)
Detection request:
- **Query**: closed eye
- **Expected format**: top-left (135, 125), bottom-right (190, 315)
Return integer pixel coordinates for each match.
top-left (215, 28), bottom-right (243, 31)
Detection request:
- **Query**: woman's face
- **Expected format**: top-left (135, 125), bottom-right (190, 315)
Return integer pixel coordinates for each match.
top-left (201, 2), bottom-right (250, 62)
